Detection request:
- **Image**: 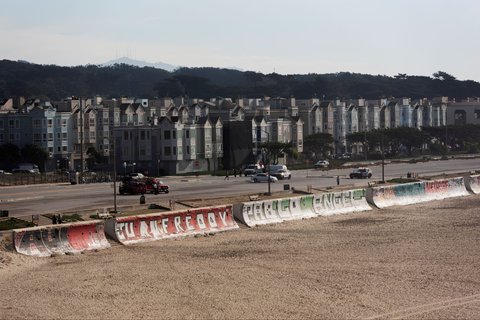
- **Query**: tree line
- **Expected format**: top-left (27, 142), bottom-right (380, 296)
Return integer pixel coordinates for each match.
top-left (301, 125), bottom-right (480, 161)
top-left (1, 59), bottom-right (480, 100)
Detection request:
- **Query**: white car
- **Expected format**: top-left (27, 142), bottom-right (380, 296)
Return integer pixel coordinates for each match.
top-left (251, 173), bottom-right (278, 183)
top-left (314, 160), bottom-right (330, 168)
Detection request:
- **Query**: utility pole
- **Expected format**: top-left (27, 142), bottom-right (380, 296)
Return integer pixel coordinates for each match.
top-left (79, 98), bottom-right (84, 183)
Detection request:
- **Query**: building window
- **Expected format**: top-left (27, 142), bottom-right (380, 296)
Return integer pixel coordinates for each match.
top-left (62, 146), bottom-right (67, 152)
top-left (62, 119), bottom-right (67, 128)
top-left (173, 146), bottom-right (177, 155)
top-left (186, 145), bottom-right (190, 155)
top-left (48, 119), bottom-right (53, 128)
top-left (124, 131), bottom-right (128, 140)
top-left (33, 119), bottom-right (42, 128)
top-left (172, 130), bottom-right (176, 139)
top-left (48, 133), bottom-right (53, 141)
top-left (164, 146), bottom-right (171, 156)
top-left (475, 110), bottom-right (480, 119)
top-left (140, 131), bottom-right (145, 140)
top-left (164, 130), bottom-right (171, 140)
top-left (186, 130), bottom-right (190, 138)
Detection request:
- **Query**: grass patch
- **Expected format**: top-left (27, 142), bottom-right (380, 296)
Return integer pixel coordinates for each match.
top-left (387, 178), bottom-right (419, 184)
top-left (45, 213), bottom-right (84, 223)
top-left (0, 218), bottom-right (35, 231)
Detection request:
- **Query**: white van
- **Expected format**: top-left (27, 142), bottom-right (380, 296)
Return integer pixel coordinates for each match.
top-left (269, 164), bottom-right (291, 180)
top-left (244, 164), bottom-right (263, 176)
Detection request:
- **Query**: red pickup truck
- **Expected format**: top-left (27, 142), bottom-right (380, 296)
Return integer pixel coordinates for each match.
top-left (119, 177), bottom-right (169, 195)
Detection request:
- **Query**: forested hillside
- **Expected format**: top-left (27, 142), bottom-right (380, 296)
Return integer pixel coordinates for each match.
top-left (1, 59), bottom-right (480, 100)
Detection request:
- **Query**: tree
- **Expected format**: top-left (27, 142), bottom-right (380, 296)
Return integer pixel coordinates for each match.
top-left (0, 143), bottom-right (21, 169)
top-left (303, 133), bottom-right (334, 159)
top-left (432, 71), bottom-right (456, 81)
top-left (386, 127), bottom-right (430, 156)
top-left (86, 146), bottom-right (104, 168)
top-left (259, 141), bottom-right (293, 165)
top-left (20, 144), bottom-right (49, 168)
top-left (346, 131), bottom-right (369, 157)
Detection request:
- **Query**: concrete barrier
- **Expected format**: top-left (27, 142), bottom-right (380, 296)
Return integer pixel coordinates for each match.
top-left (314, 189), bottom-right (371, 215)
top-left (367, 177), bottom-right (469, 208)
top-left (13, 220), bottom-right (110, 257)
top-left (424, 177), bottom-right (469, 200)
top-left (367, 182), bottom-right (426, 208)
top-left (105, 205), bottom-right (238, 245)
top-left (465, 174), bottom-right (480, 194)
top-left (234, 195), bottom-right (323, 228)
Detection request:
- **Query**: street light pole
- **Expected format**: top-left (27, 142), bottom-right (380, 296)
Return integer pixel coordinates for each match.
top-left (364, 130), bottom-right (368, 161)
top-left (112, 134), bottom-right (117, 213)
top-left (381, 130), bottom-right (385, 183)
top-left (262, 129), bottom-right (271, 196)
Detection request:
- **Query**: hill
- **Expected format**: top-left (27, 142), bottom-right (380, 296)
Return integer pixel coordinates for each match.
top-left (1, 59), bottom-right (480, 100)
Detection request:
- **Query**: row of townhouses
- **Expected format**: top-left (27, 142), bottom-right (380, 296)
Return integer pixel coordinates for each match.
top-left (0, 95), bottom-right (479, 175)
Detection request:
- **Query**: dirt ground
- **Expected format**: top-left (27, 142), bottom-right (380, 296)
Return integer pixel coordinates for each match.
top-left (1, 194), bottom-right (480, 319)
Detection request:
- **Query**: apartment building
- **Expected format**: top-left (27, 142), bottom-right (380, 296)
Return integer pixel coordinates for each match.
top-left (0, 94), bottom-right (472, 174)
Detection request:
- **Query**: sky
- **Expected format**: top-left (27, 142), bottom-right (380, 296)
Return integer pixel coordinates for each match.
top-left (1, 0), bottom-right (480, 81)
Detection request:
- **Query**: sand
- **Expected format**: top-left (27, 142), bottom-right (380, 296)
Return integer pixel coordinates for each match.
top-left (1, 195), bottom-right (479, 319)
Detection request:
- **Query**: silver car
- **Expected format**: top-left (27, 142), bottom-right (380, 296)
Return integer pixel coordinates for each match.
top-left (251, 173), bottom-right (278, 183)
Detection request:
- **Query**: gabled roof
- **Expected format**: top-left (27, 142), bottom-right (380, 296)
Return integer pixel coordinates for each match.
top-left (388, 101), bottom-right (398, 107)
top-left (253, 115), bottom-right (266, 124)
top-left (291, 116), bottom-right (301, 122)
top-left (320, 101), bottom-right (331, 108)
top-left (231, 105), bottom-right (244, 115)
top-left (196, 116), bottom-right (210, 125)
top-left (119, 103), bottom-right (130, 113)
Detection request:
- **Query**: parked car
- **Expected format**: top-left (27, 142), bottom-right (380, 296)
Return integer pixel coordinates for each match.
top-left (251, 173), bottom-right (278, 183)
top-left (244, 164), bottom-right (263, 176)
top-left (332, 153), bottom-right (351, 160)
top-left (12, 163), bottom-right (40, 174)
top-left (314, 160), bottom-right (330, 168)
top-left (349, 167), bottom-right (372, 179)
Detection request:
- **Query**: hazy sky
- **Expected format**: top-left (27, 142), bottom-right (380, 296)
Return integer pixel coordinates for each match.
top-left (1, 0), bottom-right (479, 80)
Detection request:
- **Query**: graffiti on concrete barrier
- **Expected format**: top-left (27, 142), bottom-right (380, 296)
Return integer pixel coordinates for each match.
top-left (115, 207), bottom-right (234, 241)
top-left (425, 180), bottom-right (449, 193)
top-left (393, 182), bottom-right (425, 197)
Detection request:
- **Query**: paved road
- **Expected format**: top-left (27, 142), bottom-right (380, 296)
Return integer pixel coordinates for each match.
top-left (0, 157), bottom-right (479, 217)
